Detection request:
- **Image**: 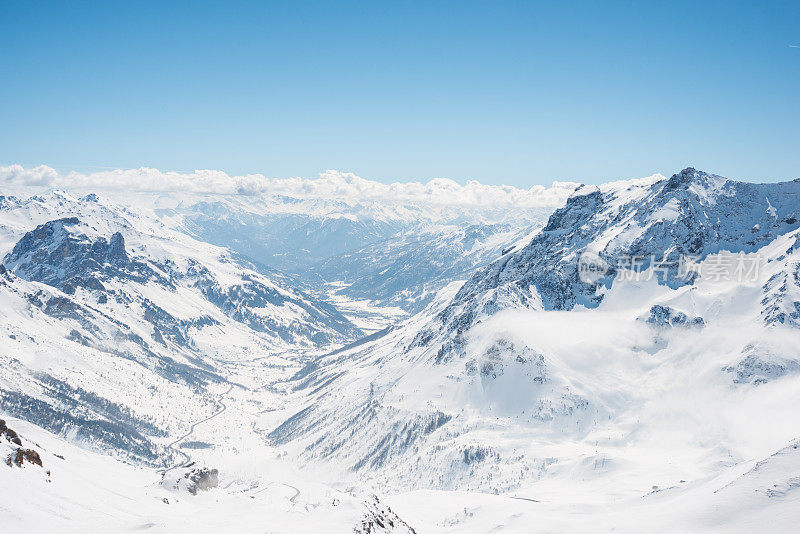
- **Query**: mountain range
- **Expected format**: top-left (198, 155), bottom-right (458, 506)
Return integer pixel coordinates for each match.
top-left (2, 167), bottom-right (799, 532)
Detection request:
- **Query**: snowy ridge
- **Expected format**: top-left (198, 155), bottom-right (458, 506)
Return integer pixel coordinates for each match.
top-left (420, 167), bottom-right (800, 342)
top-left (0, 190), bottom-right (362, 465)
top-left (3, 167), bottom-right (800, 532)
top-left (269, 168), bottom-right (800, 502)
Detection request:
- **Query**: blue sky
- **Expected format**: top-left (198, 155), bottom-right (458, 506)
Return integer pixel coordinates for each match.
top-left (1, 0), bottom-right (798, 186)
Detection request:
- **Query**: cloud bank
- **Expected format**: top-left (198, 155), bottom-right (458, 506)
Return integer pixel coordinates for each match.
top-left (0, 164), bottom-right (579, 208)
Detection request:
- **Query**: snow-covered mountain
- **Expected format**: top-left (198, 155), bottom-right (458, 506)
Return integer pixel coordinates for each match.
top-left (0, 190), bottom-right (361, 465)
top-left (1, 165), bottom-right (571, 324)
top-left (173, 195), bottom-right (555, 315)
top-left (268, 169), bottom-right (800, 503)
top-left (3, 166), bottom-right (800, 532)
top-left (429, 167), bottom-right (800, 327)
top-left (307, 220), bottom-right (545, 312)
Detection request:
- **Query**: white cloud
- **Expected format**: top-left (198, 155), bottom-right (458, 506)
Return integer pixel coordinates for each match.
top-left (0, 164), bottom-right (578, 208)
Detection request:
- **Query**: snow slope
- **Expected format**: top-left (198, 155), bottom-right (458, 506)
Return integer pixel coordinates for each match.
top-left (3, 167), bottom-right (800, 532)
top-left (267, 169), bottom-right (800, 522)
top-left (0, 190), bottom-right (361, 465)
top-left (0, 416), bottom-right (417, 534)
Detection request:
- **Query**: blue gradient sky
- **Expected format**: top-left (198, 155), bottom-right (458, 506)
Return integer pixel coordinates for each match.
top-left (1, 1), bottom-right (798, 186)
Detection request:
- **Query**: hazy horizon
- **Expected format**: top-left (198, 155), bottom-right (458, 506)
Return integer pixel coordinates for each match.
top-left (2, 1), bottom-right (798, 186)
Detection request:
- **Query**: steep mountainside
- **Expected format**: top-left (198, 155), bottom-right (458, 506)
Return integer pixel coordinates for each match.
top-left (0, 190), bottom-right (361, 464)
top-left (269, 169), bottom-right (800, 494)
top-left (420, 168), bottom-right (800, 343)
top-left (3, 168), bottom-right (800, 532)
top-left (0, 191), bottom-right (361, 345)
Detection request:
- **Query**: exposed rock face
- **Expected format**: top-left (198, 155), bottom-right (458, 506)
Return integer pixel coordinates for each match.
top-left (355, 495), bottom-right (417, 534)
top-left (725, 344), bottom-right (800, 385)
top-left (162, 467), bottom-right (219, 495)
top-left (2, 420), bottom-right (44, 469)
top-left (7, 447), bottom-right (43, 468)
top-left (643, 305), bottom-right (705, 329)
top-left (761, 261), bottom-right (800, 328)
top-left (0, 419), bottom-right (23, 446)
top-left (184, 467), bottom-right (219, 495)
top-left (4, 217), bottom-right (160, 294)
top-left (467, 338), bottom-right (547, 382)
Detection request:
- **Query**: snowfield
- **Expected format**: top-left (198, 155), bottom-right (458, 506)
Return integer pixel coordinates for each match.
top-left (2, 166), bottom-right (800, 532)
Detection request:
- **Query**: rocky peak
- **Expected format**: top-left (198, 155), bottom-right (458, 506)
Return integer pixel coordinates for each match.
top-left (3, 218), bottom-right (159, 294)
top-left (416, 169), bottom-right (800, 348)
top-left (107, 232), bottom-right (128, 265)
top-left (665, 167), bottom-right (699, 190)
top-left (543, 185), bottom-right (603, 233)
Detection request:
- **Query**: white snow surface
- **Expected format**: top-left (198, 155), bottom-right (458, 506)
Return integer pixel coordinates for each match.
top-left (2, 167), bottom-right (800, 532)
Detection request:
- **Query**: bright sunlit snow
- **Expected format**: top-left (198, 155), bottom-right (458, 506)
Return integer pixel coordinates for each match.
top-left (2, 167), bottom-right (800, 533)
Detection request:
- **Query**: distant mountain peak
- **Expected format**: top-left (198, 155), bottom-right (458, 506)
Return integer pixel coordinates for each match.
top-left (663, 166), bottom-right (721, 192)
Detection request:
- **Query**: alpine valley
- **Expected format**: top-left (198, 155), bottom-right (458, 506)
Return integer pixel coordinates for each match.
top-left (1, 165), bottom-right (799, 533)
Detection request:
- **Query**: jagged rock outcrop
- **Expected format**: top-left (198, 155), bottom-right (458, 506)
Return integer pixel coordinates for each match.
top-left (0, 419), bottom-right (23, 446)
top-left (4, 216), bottom-right (361, 345)
top-left (643, 305), bottom-right (705, 329)
top-left (4, 217), bottom-right (163, 294)
top-left (724, 344), bottom-right (800, 385)
top-left (162, 467), bottom-right (219, 495)
top-left (355, 495), bottom-right (417, 534)
top-left (2, 420), bottom-right (43, 469)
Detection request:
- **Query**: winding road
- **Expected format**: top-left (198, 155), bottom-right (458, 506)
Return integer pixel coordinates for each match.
top-left (159, 379), bottom-right (303, 505)
top-left (250, 481), bottom-right (301, 504)
top-left (160, 384), bottom-right (234, 474)
top-left (283, 483), bottom-right (301, 504)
